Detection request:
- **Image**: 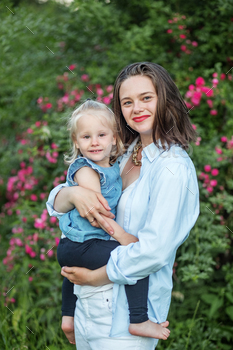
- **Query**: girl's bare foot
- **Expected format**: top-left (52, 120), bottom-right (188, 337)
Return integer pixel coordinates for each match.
top-left (61, 316), bottom-right (76, 344)
top-left (129, 319), bottom-right (170, 339)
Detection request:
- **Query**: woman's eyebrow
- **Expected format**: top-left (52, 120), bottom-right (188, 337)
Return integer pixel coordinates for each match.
top-left (120, 91), bottom-right (155, 102)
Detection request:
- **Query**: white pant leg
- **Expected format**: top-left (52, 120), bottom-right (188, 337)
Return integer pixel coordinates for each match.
top-left (74, 288), bottom-right (157, 350)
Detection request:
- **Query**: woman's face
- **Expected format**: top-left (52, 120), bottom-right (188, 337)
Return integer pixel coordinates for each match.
top-left (119, 75), bottom-right (157, 146)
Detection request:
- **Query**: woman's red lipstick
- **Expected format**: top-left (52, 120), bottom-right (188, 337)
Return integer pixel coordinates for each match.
top-left (132, 115), bottom-right (150, 123)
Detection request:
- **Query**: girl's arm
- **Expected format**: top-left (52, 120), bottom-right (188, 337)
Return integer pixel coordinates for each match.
top-left (74, 167), bottom-right (138, 245)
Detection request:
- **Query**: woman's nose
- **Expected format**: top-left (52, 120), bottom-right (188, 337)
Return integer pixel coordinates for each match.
top-left (133, 102), bottom-right (144, 114)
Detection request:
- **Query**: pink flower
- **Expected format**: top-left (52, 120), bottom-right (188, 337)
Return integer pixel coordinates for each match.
top-left (192, 41), bottom-right (198, 47)
top-left (35, 121), bottom-right (41, 127)
top-left (30, 194), bottom-right (37, 201)
top-left (196, 77), bottom-right (205, 86)
top-left (45, 103), bottom-right (52, 109)
top-left (106, 85), bottom-right (113, 92)
top-left (220, 73), bottom-right (226, 80)
top-left (212, 73), bottom-right (218, 78)
top-left (221, 136), bottom-right (227, 142)
top-left (40, 254), bottom-right (45, 261)
top-left (206, 186), bottom-right (213, 193)
top-left (210, 179), bottom-right (217, 187)
top-left (50, 217), bottom-right (57, 224)
top-left (167, 29), bottom-right (172, 33)
top-left (192, 124), bottom-right (197, 130)
top-left (29, 251), bottom-right (36, 258)
top-left (97, 88), bottom-right (104, 96)
top-left (178, 25), bottom-right (184, 29)
top-left (168, 19), bottom-right (173, 23)
top-left (181, 45), bottom-right (186, 51)
top-left (202, 87), bottom-right (214, 97)
top-left (34, 218), bottom-right (45, 229)
top-left (37, 97), bottom-right (43, 104)
top-left (185, 101), bottom-right (192, 108)
top-left (10, 298), bottom-right (16, 303)
top-left (189, 84), bottom-right (195, 91)
top-left (217, 157), bottom-right (223, 161)
top-left (210, 109), bottom-right (218, 115)
top-left (20, 139), bottom-right (27, 145)
top-left (206, 99), bottom-right (213, 108)
top-left (81, 74), bottom-right (89, 82)
top-left (27, 128), bottom-right (33, 134)
top-left (47, 250), bottom-right (53, 257)
top-left (212, 78), bottom-right (219, 85)
top-left (55, 237), bottom-right (60, 246)
top-left (215, 147), bottom-right (222, 154)
top-left (180, 34), bottom-right (186, 39)
top-left (52, 152), bottom-right (59, 158)
top-left (51, 143), bottom-right (58, 149)
top-left (29, 277), bottom-right (33, 282)
top-left (185, 49), bottom-right (191, 54)
top-left (102, 96), bottom-right (111, 105)
top-left (69, 64), bottom-right (76, 70)
top-left (25, 244), bottom-right (33, 255)
top-left (204, 165), bottom-right (211, 172)
top-left (211, 169), bottom-right (219, 176)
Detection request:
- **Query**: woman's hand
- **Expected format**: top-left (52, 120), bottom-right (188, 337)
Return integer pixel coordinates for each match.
top-left (61, 266), bottom-right (111, 286)
top-left (54, 186), bottom-right (115, 234)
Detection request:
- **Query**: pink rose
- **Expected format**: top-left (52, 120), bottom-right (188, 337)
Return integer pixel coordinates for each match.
top-left (221, 136), bottom-right (227, 142)
top-left (189, 84), bottom-right (195, 91)
top-left (192, 41), bottom-right (198, 47)
top-left (167, 29), bottom-right (172, 33)
top-left (206, 100), bottom-right (213, 108)
top-left (211, 169), bottom-right (219, 176)
top-left (196, 77), bottom-right (205, 86)
top-left (192, 124), bottom-right (197, 130)
top-left (204, 165), bottom-right (211, 172)
top-left (30, 194), bottom-right (37, 201)
top-left (47, 250), bottom-right (53, 257)
top-left (180, 34), bottom-right (186, 39)
top-left (220, 73), bottom-right (226, 80)
top-left (81, 74), bottom-right (89, 82)
top-left (210, 179), bottom-right (217, 187)
top-left (206, 186), bottom-right (213, 193)
top-left (212, 73), bottom-right (218, 78)
top-left (40, 254), bottom-right (45, 261)
top-left (210, 110), bottom-right (218, 115)
top-left (215, 147), bottom-right (222, 154)
top-left (181, 45), bottom-right (186, 51)
top-left (69, 64), bottom-right (76, 70)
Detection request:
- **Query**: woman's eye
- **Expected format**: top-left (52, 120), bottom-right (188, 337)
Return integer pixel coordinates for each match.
top-left (144, 96), bottom-right (152, 101)
top-left (123, 101), bottom-right (131, 106)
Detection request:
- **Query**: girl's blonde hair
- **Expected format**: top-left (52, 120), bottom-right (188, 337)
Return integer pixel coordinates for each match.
top-left (65, 99), bottom-right (125, 164)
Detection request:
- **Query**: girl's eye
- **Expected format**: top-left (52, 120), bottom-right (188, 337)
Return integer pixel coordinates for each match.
top-left (144, 96), bottom-right (152, 101)
top-left (99, 134), bottom-right (105, 137)
top-left (83, 136), bottom-right (90, 139)
top-left (123, 101), bottom-right (131, 106)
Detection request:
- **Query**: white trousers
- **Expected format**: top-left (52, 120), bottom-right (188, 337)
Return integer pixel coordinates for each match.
top-left (74, 288), bottom-right (157, 350)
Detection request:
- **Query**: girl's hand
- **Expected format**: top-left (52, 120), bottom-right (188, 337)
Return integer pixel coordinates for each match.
top-left (54, 186), bottom-right (115, 234)
top-left (61, 266), bottom-right (111, 286)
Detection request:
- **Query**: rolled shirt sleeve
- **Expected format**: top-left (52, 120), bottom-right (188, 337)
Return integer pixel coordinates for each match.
top-left (106, 162), bottom-right (200, 285)
top-left (46, 182), bottom-right (68, 218)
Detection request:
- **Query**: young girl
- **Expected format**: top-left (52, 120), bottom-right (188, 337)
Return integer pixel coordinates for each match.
top-left (56, 99), bottom-right (170, 344)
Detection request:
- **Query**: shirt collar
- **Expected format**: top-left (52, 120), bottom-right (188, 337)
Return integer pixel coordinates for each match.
top-left (142, 139), bottom-right (169, 163)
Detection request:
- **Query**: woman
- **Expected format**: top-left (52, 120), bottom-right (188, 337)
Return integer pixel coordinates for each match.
top-left (47, 62), bottom-right (200, 349)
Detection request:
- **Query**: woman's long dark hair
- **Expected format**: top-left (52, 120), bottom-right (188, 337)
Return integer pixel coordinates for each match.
top-left (112, 62), bottom-right (197, 150)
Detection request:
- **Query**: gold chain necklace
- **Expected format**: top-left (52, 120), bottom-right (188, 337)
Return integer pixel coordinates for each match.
top-left (132, 139), bottom-right (142, 166)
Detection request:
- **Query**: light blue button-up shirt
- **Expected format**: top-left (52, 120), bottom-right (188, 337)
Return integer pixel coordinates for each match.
top-left (46, 137), bottom-right (199, 343)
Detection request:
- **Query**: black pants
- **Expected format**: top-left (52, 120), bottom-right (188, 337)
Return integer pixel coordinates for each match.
top-left (57, 237), bottom-right (149, 323)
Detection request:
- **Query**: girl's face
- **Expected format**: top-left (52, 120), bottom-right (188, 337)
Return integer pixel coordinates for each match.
top-left (74, 112), bottom-right (116, 167)
top-left (119, 75), bottom-right (158, 146)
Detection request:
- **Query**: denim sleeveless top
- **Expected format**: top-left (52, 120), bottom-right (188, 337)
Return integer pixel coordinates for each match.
top-left (59, 156), bottom-right (122, 242)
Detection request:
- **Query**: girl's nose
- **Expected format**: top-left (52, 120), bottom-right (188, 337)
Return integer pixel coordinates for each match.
top-left (91, 137), bottom-right (99, 145)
